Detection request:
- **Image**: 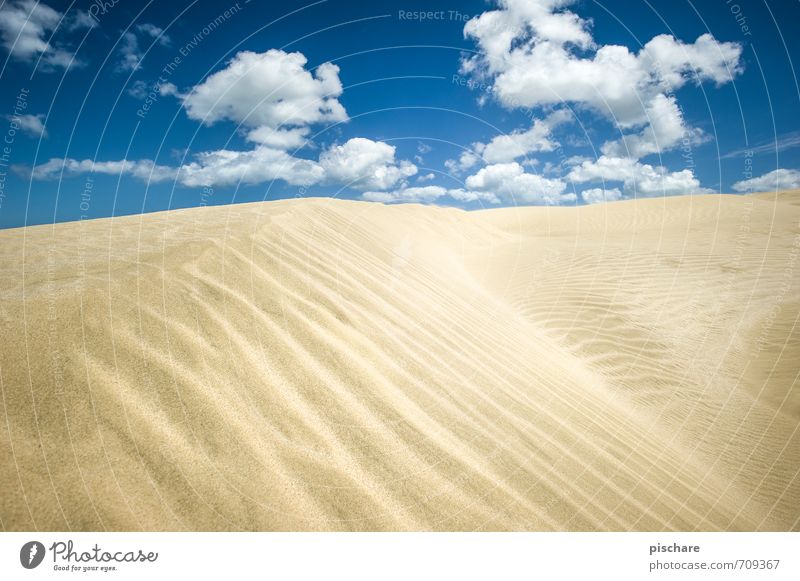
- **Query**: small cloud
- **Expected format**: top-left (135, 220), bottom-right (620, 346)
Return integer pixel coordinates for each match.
top-left (182, 49), bottom-right (347, 129)
top-left (362, 184), bottom-right (501, 205)
top-left (68, 10), bottom-right (98, 32)
top-left (126, 79), bottom-right (149, 99)
top-left (116, 23), bottom-right (170, 72)
top-left (7, 113), bottom-right (47, 138)
top-left (564, 155), bottom-right (590, 166)
top-left (465, 161), bottom-right (573, 205)
top-left (170, 148), bottom-right (189, 161)
top-left (732, 168), bottom-right (800, 192)
top-left (363, 185), bottom-right (447, 203)
top-left (127, 79), bottom-right (180, 100)
top-left (569, 155), bottom-right (712, 197)
top-left (0, 0), bottom-right (93, 70)
top-left (720, 132), bottom-right (800, 160)
top-left (581, 187), bottom-right (623, 204)
top-left (320, 138), bottom-right (417, 191)
top-left (444, 150), bottom-right (480, 176)
top-left (158, 82), bottom-right (179, 96)
top-left (477, 109), bottom-right (572, 164)
top-left (416, 172), bottom-right (435, 183)
top-left (137, 23), bottom-right (170, 45)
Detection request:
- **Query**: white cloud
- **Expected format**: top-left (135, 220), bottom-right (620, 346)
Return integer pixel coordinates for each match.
top-left (461, 0), bottom-right (741, 164)
top-left (569, 155), bottom-right (709, 197)
top-left (732, 168), bottom-right (800, 193)
top-left (443, 109), bottom-right (571, 177)
top-left (581, 187), bottom-right (623, 204)
top-left (480, 108), bottom-right (571, 163)
top-left (67, 10), bottom-right (97, 32)
top-left (444, 150), bottom-right (480, 175)
top-left (721, 133), bottom-right (800, 159)
top-left (447, 188), bottom-right (501, 204)
top-left (600, 94), bottom-right (707, 159)
top-left (126, 79), bottom-right (149, 99)
top-left (25, 47), bottom-right (422, 193)
top-left (127, 79), bottom-right (179, 100)
top-left (463, 2), bottom-right (740, 126)
top-left (363, 185), bottom-right (447, 203)
top-left (30, 137), bottom-right (419, 191)
top-left (29, 147), bottom-right (324, 188)
top-left (465, 161), bottom-right (573, 204)
top-left (319, 138), bottom-right (417, 191)
top-left (117, 33), bottom-right (142, 72)
top-left (117, 23), bottom-right (170, 72)
top-left (245, 126), bottom-right (310, 149)
top-left (159, 82), bottom-right (179, 97)
top-left (462, 0), bottom-right (592, 60)
top-left (182, 50), bottom-right (347, 133)
top-left (7, 113), bottom-right (47, 138)
top-left (31, 157), bottom-right (177, 182)
top-left (417, 172), bottom-right (436, 182)
top-left (0, 0), bottom-right (93, 69)
top-left (137, 23), bottom-right (169, 42)
top-left (362, 185), bottom-right (500, 205)
top-left (178, 146), bottom-right (324, 187)
top-left (564, 155), bottom-right (590, 166)
top-left (414, 142), bottom-right (433, 164)
top-left (638, 32), bottom-right (742, 87)
top-left (457, 1), bottom-right (743, 201)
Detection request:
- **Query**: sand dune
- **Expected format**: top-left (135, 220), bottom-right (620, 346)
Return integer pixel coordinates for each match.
top-left (1, 192), bottom-right (798, 531)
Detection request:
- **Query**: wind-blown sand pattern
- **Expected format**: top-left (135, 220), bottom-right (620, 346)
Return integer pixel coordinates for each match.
top-left (1, 192), bottom-right (798, 531)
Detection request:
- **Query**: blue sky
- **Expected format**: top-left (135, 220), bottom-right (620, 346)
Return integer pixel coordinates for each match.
top-left (0, 0), bottom-right (798, 228)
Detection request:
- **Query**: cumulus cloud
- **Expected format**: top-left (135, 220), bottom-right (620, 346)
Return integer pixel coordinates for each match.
top-left (414, 142), bottom-right (433, 164)
top-left (29, 136), bottom-right (420, 192)
top-left (581, 187), bottom-right (623, 204)
top-left (177, 146), bottom-right (324, 187)
top-left (117, 23), bottom-right (170, 72)
top-left (465, 162), bottom-right (574, 204)
top-left (182, 50), bottom-right (347, 134)
top-left (7, 113), bottom-right (47, 138)
top-left (444, 150), bottom-right (481, 175)
top-left (443, 109), bottom-right (570, 178)
top-left (30, 157), bottom-right (177, 182)
top-left (362, 185), bottom-right (500, 205)
top-left (127, 78), bottom-right (179, 100)
top-left (479, 108), bottom-right (572, 163)
top-left (27, 50), bottom-right (408, 193)
top-left (461, 0), bottom-right (741, 165)
top-left (363, 185), bottom-right (447, 203)
top-left (732, 168), bottom-right (800, 193)
top-left (25, 44), bottom-right (421, 194)
top-left (463, 1), bottom-right (740, 126)
top-left (319, 138), bottom-right (417, 191)
top-left (569, 155), bottom-right (709, 197)
top-left (600, 94), bottom-right (707, 159)
top-left (29, 147), bottom-right (324, 188)
top-left (447, 188), bottom-right (501, 204)
top-left (0, 0), bottom-right (93, 69)
top-left (245, 126), bottom-right (310, 149)
top-left (455, 0), bottom-right (745, 201)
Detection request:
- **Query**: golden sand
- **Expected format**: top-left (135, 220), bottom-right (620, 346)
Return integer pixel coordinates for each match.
top-left (1, 192), bottom-right (798, 531)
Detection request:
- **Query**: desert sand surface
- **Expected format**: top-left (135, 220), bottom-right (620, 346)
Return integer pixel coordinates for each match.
top-left (0, 191), bottom-right (798, 531)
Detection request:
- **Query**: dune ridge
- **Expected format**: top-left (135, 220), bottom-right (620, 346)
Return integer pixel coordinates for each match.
top-left (0, 192), bottom-right (798, 531)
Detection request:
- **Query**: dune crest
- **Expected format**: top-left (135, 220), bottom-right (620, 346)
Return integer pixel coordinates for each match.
top-left (1, 193), bottom-right (798, 531)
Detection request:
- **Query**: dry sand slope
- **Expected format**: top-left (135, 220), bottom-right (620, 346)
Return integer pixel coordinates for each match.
top-left (1, 192), bottom-right (798, 531)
